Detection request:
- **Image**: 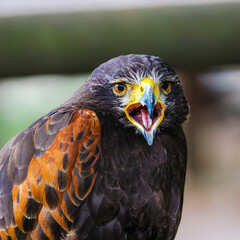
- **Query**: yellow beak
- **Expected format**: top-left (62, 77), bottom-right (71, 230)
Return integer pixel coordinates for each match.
top-left (124, 78), bottom-right (165, 145)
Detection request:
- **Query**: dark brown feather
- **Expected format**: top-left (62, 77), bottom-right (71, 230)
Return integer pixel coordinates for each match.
top-left (0, 54), bottom-right (189, 240)
top-left (0, 108), bottom-right (101, 239)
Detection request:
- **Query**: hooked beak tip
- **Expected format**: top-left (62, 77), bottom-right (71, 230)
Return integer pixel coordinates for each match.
top-left (142, 129), bottom-right (156, 146)
top-left (139, 84), bottom-right (157, 119)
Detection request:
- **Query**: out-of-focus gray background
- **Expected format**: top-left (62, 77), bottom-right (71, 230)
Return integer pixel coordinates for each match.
top-left (0, 1), bottom-right (240, 239)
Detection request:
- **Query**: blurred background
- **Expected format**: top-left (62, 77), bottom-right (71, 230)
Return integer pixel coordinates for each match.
top-left (0, 0), bottom-right (240, 239)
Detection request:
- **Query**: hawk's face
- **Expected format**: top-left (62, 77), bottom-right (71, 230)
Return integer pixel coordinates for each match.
top-left (111, 76), bottom-right (171, 145)
top-left (80, 55), bottom-right (189, 145)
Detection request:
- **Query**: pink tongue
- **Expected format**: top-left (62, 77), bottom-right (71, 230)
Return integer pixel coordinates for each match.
top-left (141, 109), bottom-right (152, 130)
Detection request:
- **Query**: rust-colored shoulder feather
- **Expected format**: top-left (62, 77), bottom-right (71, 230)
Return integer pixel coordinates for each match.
top-left (0, 107), bottom-right (101, 240)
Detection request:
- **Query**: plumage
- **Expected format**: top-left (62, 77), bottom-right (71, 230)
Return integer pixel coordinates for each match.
top-left (0, 54), bottom-right (189, 240)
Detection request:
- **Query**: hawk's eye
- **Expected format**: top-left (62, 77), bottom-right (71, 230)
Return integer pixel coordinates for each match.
top-left (113, 83), bottom-right (127, 96)
top-left (161, 82), bottom-right (172, 95)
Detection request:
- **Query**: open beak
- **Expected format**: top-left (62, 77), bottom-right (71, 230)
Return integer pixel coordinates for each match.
top-left (124, 78), bottom-right (165, 146)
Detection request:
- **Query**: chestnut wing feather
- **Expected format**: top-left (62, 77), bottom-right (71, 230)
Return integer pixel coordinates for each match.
top-left (0, 107), bottom-right (101, 239)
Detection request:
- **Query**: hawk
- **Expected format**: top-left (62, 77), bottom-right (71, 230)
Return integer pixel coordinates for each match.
top-left (0, 54), bottom-right (189, 240)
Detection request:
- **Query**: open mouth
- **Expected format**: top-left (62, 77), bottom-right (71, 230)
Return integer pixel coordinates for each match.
top-left (125, 102), bottom-right (164, 132)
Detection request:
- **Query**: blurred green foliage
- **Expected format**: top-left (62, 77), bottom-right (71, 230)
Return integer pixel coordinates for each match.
top-left (0, 3), bottom-right (240, 77)
top-left (0, 75), bottom-right (86, 147)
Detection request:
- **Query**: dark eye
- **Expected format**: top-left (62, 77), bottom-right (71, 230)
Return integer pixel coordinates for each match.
top-left (161, 82), bottom-right (172, 94)
top-left (113, 83), bottom-right (127, 96)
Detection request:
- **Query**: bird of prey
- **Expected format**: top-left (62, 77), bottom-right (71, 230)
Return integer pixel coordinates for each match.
top-left (0, 54), bottom-right (189, 240)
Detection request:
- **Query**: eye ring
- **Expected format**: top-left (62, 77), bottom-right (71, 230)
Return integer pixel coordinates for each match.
top-left (161, 82), bottom-right (172, 95)
top-left (113, 83), bottom-right (128, 96)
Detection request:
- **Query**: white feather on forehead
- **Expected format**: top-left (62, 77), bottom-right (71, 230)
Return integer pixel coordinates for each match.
top-left (126, 65), bottom-right (177, 84)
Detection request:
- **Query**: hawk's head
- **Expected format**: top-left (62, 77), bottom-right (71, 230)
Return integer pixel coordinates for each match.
top-left (75, 54), bottom-right (189, 145)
